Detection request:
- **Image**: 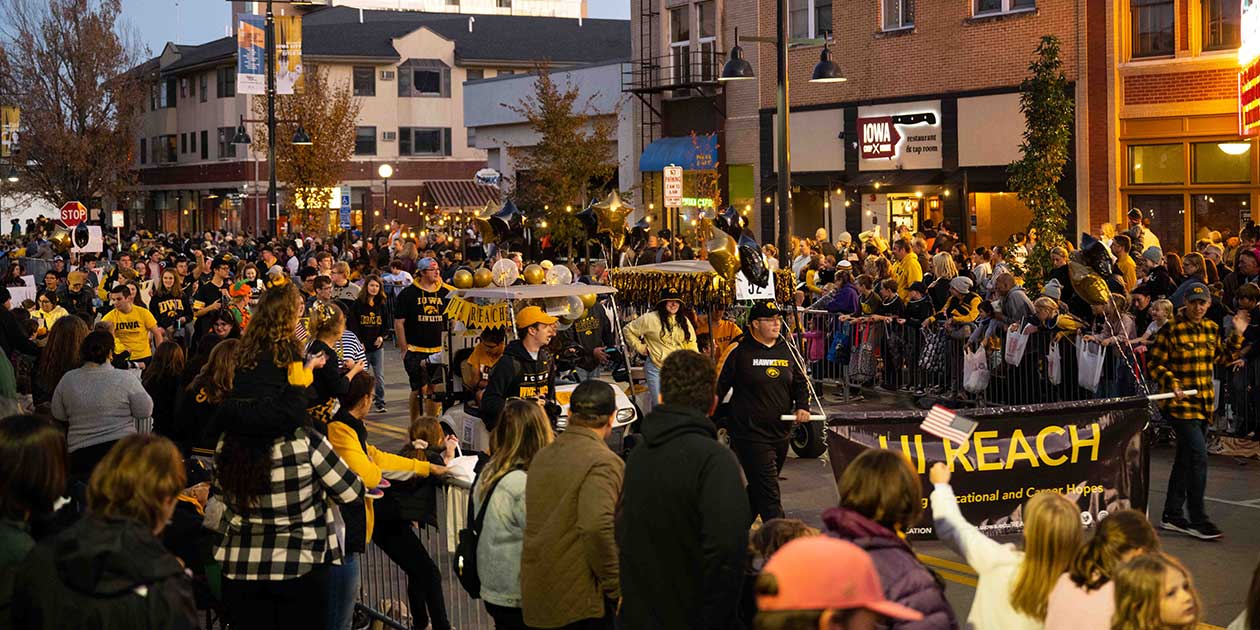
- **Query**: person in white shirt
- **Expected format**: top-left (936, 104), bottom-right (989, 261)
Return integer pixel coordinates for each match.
top-left (930, 462), bottom-right (1083, 630)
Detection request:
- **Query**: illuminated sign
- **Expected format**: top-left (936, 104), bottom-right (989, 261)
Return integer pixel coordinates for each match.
top-left (1241, 0), bottom-right (1260, 135)
top-left (857, 101), bottom-right (943, 171)
top-left (679, 197), bottom-right (716, 208)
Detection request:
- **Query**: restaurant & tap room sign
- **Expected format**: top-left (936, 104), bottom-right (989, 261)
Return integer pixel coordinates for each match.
top-left (857, 100), bottom-right (943, 171)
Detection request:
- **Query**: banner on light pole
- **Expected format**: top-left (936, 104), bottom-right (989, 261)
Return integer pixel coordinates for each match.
top-left (237, 15), bottom-right (266, 95)
top-left (1, 106), bottom-right (19, 158)
top-left (274, 15), bottom-right (304, 95)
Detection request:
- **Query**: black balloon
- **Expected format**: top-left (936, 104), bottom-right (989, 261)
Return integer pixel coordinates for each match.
top-left (1077, 232), bottom-right (1113, 278)
top-left (475, 199), bottom-right (528, 250)
top-left (575, 203), bottom-right (599, 240)
top-left (625, 218), bottom-right (650, 252)
top-left (737, 230), bottom-right (769, 288)
top-left (714, 206), bottom-right (747, 240)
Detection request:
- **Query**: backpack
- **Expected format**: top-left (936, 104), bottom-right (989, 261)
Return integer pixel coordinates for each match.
top-left (453, 468), bottom-right (517, 598)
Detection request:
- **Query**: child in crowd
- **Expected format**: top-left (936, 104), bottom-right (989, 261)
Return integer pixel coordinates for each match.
top-left (903, 281), bottom-right (935, 327)
top-left (305, 301), bottom-right (364, 426)
top-left (1044, 509), bottom-right (1159, 630)
top-left (1110, 552), bottom-right (1201, 630)
top-left (740, 518), bottom-right (820, 628)
top-left (1134, 299), bottom-right (1174, 349)
top-left (930, 462), bottom-right (1083, 629)
top-left (825, 449), bottom-right (958, 629)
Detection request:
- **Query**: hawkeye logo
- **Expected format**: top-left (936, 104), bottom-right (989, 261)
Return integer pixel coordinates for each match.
top-left (766, 367), bottom-right (781, 379)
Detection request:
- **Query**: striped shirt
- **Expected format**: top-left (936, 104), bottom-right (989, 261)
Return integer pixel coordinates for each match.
top-left (213, 427), bottom-right (364, 581)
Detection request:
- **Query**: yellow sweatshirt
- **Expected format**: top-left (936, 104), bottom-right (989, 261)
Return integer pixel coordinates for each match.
top-left (326, 420), bottom-right (432, 543)
top-left (622, 311), bottom-right (699, 367)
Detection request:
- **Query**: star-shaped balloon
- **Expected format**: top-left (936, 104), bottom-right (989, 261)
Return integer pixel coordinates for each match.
top-left (592, 190), bottom-right (634, 251)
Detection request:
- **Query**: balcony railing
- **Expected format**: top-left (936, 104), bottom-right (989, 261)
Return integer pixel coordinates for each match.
top-left (622, 48), bottom-right (725, 94)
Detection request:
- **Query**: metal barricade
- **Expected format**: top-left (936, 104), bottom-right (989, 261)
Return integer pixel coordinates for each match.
top-left (1218, 360), bottom-right (1260, 439)
top-left (357, 489), bottom-right (495, 630)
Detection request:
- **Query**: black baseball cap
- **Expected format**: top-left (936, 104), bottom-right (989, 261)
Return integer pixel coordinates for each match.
top-left (749, 300), bottom-right (782, 320)
top-left (570, 380), bottom-right (617, 416)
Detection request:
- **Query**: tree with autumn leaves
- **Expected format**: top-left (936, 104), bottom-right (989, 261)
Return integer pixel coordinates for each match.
top-left (0, 0), bottom-right (145, 208)
top-left (506, 65), bottom-right (618, 251)
top-left (251, 66), bottom-right (361, 234)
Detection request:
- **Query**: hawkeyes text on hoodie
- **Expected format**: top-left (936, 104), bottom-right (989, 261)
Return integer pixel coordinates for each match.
top-left (716, 336), bottom-right (809, 443)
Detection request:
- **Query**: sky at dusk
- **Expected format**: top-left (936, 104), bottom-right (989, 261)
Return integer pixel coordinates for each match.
top-left (120, 0), bottom-right (630, 57)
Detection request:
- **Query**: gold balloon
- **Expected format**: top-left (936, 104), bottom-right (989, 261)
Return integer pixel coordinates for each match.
top-left (1068, 261), bottom-right (1111, 306)
top-left (452, 269), bottom-right (474, 289)
top-left (592, 190), bottom-right (635, 250)
top-left (706, 231), bottom-right (740, 282)
top-left (579, 293), bottom-right (597, 309)
top-left (473, 267), bottom-right (493, 288)
top-left (539, 260), bottom-right (554, 270)
top-left (523, 263), bottom-right (545, 285)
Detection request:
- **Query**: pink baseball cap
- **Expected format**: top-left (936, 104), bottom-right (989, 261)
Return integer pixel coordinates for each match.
top-left (757, 537), bottom-right (923, 621)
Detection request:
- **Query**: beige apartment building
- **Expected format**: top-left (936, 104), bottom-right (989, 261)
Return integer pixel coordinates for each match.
top-left (131, 5), bottom-right (628, 234)
top-left (234, 0), bottom-right (586, 19)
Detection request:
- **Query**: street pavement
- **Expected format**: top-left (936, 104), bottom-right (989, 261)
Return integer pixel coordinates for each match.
top-left (362, 351), bottom-right (1253, 628)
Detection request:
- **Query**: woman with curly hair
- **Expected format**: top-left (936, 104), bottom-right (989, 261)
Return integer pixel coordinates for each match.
top-left (213, 276), bottom-right (363, 629)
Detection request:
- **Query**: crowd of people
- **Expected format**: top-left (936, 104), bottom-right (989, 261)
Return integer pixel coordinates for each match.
top-left (0, 209), bottom-right (1252, 630)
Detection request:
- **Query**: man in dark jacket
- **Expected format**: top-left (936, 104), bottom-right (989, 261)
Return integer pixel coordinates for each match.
top-left (481, 305), bottom-right (558, 430)
top-left (618, 349), bottom-right (750, 630)
top-left (717, 300), bottom-right (811, 523)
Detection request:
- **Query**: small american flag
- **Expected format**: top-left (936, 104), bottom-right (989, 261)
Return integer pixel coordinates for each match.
top-left (922, 405), bottom-right (978, 444)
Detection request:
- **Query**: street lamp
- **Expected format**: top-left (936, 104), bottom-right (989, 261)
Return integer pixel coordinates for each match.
top-left (721, 26), bottom-right (846, 269)
top-left (5, 165), bottom-right (18, 183)
top-left (377, 163), bottom-right (393, 234)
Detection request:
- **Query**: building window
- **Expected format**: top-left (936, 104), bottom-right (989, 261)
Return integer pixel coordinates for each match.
top-left (814, 0), bottom-right (832, 38)
top-left (200, 130), bottom-right (208, 160)
top-left (1128, 143), bottom-right (1184, 184)
top-left (150, 137), bottom-right (158, 164)
top-left (353, 66), bottom-right (375, 96)
top-left (446, 0), bottom-right (458, 6)
top-left (160, 135), bottom-right (177, 163)
top-left (217, 67), bottom-right (236, 98)
top-left (882, 0), bottom-right (914, 30)
top-left (139, 138), bottom-right (146, 165)
top-left (190, 131), bottom-right (196, 155)
top-left (789, 0), bottom-right (809, 39)
top-left (468, 127), bottom-right (477, 147)
top-left (1131, 0), bottom-right (1175, 58)
top-left (165, 78), bottom-right (177, 108)
top-left (670, 6), bottom-right (691, 85)
top-left (218, 127), bottom-right (237, 158)
top-left (1202, 0), bottom-right (1241, 51)
top-left (697, 1), bottom-right (717, 81)
top-left (355, 126), bottom-right (377, 155)
top-left (397, 60), bottom-right (451, 97)
top-left (497, 0), bottom-right (511, 7)
top-left (189, 75), bottom-right (196, 98)
top-left (199, 73), bottom-right (207, 102)
top-left (1192, 193), bottom-right (1248, 242)
top-left (975, 0), bottom-right (1034, 14)
top-left (466, 68), bottom-right (484, 81)
top-left (399, 127), bottom-right (451, 156)
top-left (1193, 142), bottom-right (1251, 183)
top-left (498, 69), bottom-right (515, 76)
top-left (180, 133), bottom-right (187, 154)
top-left (149, 85), bottom-right (158, 110)
top-left (180, 78), bottom-right (188, 99)
top-left (1129, 194), bottom-right (1185, 253)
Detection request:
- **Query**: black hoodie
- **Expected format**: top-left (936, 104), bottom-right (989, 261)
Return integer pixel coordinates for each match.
top-left (617, 404), bottom-right (750, 630)
top-left (480, 339), bottom-right (555, 431)
top-left (13, 515), bottom-right (197, 629)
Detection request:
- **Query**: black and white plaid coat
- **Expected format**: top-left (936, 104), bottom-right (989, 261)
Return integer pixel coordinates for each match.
top-left (213, 427), bottom-right (365, 581)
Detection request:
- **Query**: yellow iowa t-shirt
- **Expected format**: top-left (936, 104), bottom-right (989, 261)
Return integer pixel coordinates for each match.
top-left (103, 306), bottom-right (158, 360)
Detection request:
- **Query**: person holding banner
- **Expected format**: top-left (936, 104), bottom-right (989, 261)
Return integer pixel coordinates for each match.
top-left (1147, 282), bottom-right (1247, 541)
top-left (717, 300), bottom-right (810, 524)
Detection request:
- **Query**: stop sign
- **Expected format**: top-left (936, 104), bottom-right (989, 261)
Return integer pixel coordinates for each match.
top-left (60, 201), bottom-right (87, 227)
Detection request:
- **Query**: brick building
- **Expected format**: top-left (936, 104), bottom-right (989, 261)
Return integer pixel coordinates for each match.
top-left (626, 0), bottom-right (1117, 250)
top-left (1106, 0), bottom-right (1249, 254)
top-left (131, 5), bottom-right (628, 234)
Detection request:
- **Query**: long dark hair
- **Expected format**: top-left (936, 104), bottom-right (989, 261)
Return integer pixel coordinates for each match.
top-left (653, 300), bottom-right (693, 342)
top-left (37, 316), bottom-right (89, 392)
top-left (142, 341), bottom-right (186, 389)
top-left (356, 274), bottom-right (383, 308)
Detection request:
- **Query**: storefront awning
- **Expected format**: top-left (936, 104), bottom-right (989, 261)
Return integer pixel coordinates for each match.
top-left (639, 134), bottom-right (718, 172)
top-left (421, 179), bottom-right (501, 209)
top-left (847, 170), bottom-right (944, 189)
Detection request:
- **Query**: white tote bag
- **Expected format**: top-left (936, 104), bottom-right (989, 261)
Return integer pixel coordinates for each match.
top-left (1076, 338), bottom-right (1105, 392)
top-left (963, 347), bottom-right (991, 393)
top-left (1005, 327), bottom-right (1030, 367)
top-left (1047, 341), bottom-right (1063, 385)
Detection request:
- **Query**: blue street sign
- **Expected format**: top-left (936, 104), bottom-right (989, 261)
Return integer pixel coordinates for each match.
top-left (339, 191), bottom-right (351, 229)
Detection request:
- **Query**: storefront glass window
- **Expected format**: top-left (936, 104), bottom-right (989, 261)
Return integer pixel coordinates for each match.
top-left (1191, 194), bottom-right (1249, 244)
top-left (1129, 194), bottom-right (1185, 254)
top-left (1192, 142), bottom-right (1251, 183)
top-left (1128, 144), bottom-right (1184, 184)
